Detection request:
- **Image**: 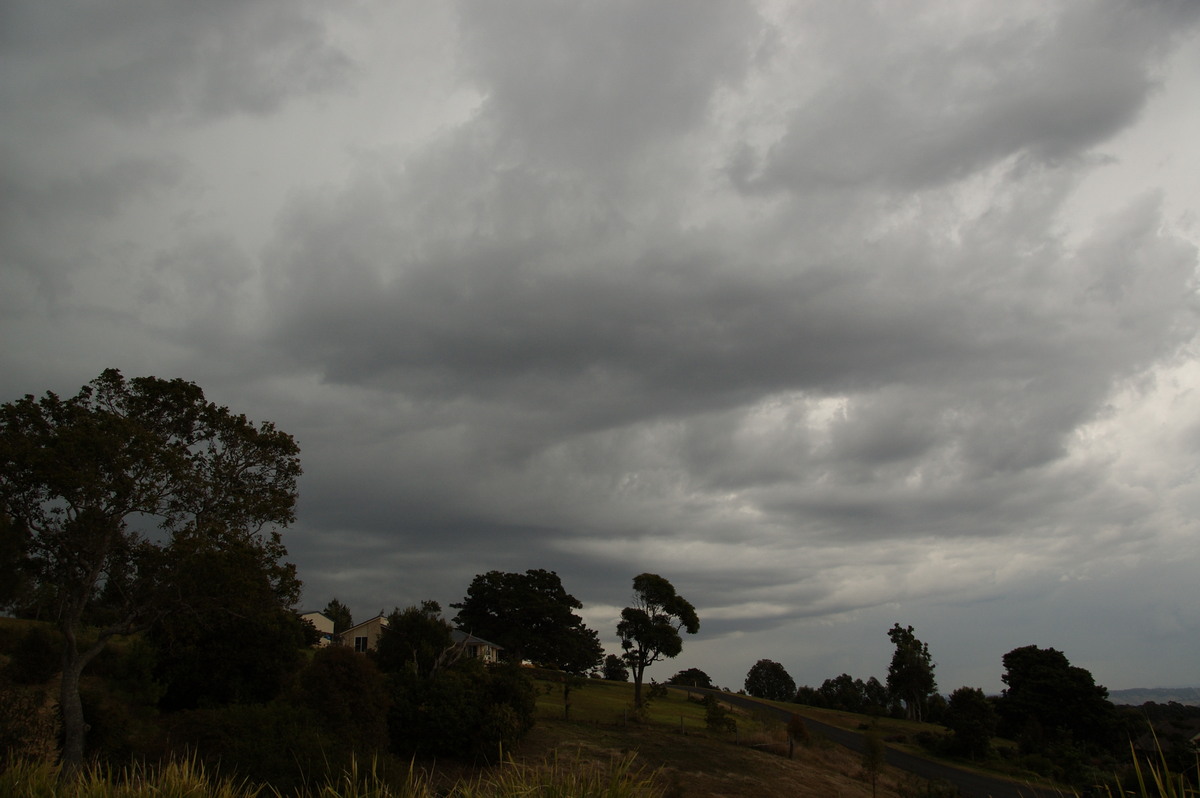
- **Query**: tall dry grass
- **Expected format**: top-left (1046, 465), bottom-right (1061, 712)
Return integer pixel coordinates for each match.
top-left (0, 751), bottom-right (663, 798)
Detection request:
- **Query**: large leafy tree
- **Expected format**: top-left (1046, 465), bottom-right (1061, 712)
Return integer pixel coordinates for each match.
top-left (0, 369), bottom-right (301, 771)
top-left (996, 645), bottom-right (1116, 750)
top-left (744, 659), bottom-right (796, 701)
top-left (0, 512), bottom-right (30, 609)
top-left (886, 623), bottom-right (937, 721)
top-left (617, 573), bottom-right (699, 708)
top-left (451, 569), bottom-right (603, 674)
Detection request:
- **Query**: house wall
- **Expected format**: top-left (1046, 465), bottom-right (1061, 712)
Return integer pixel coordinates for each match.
top-left (300, 612), bottom-right (335, 647)
top-left (337, 615), bottom-right (388, 652)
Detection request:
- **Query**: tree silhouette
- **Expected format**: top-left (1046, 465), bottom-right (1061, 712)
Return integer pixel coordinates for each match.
top-left (886, 623), bottom-right (937, 721)
top-left (617, 573), bottom-right (699, 708)
top-left (0, 370), bottom-right (300, 771)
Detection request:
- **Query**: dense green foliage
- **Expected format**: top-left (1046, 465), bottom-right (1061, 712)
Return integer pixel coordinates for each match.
top-left (451, 569), bottom-right (603, 674)
top-left (149, 538), bottom-right (306, 710)
top-left (997, 644), bottom-right (1117, 751)
top-left (5, 624), bottom-right (62, 685)
top-left (292, 644), bottom-right (391, 755)
top-left (744, 659), bottom-right (796, 701)
top-left (374, 601), bottom-right (455, 676)
top-left (795, 673), bottom-right (891, 715)
top-left (0, 369), bottom-right (301, 770)
top-left (164, 701), bottom-right (330, 792)
top-left (386, 659), bottom-right (536, 760)
top-left (369, 601), bottom-right (538, 761)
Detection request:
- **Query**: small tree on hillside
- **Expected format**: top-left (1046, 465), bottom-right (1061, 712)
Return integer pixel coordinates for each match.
top-left (667, 667), bottom-right (713, 688)
top-left (617, 573), bottom-right (699, 709)
top-left (943, 686), bottom-right (997, 759)
top-left (601, 653), bottom-right (629, 681)
top-left (862, 729), bottom-right (886, 797)
top-left (744, 659), bottom-right (796, 701)
top-left (788, 711), bottom-right (810, 758)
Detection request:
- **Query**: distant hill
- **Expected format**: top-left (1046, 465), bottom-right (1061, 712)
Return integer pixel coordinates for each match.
top-left (1109, 686), bottom-right (1200, 706)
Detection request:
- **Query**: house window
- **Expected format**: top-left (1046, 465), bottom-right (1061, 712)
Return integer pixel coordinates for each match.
top-left (354, 636), bottom-right (369, 652)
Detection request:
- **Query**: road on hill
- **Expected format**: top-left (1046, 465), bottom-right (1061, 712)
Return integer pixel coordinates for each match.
top-left (671, 688), bottom-right (1066, 798)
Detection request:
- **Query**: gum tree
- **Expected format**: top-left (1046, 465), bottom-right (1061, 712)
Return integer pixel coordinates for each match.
top-left (0, 369), bottom-right (301, 772)
top-left (617, 573), bottom-right (699, 708)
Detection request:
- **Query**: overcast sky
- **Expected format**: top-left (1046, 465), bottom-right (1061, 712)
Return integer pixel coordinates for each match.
top-left (4, 0), bottom-right (1200, 695)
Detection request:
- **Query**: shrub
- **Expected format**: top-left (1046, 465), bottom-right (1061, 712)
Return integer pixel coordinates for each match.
top-left (0, 683), bottom-right (58, 760)
top-left (787, 713), bottom-right (810, 745)
top-left (387, 661), bottom-right (536, 761)
top-left (6, 625), bottom-right (60, 685)
top-left (292, 644), bottom-right (390, 756)
top-left (701, 694), bottom-right (736, 733)
top-left (163, 701), bottom-right (330, 793)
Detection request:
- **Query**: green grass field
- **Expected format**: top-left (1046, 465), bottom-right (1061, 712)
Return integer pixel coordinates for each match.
top-left (533, 677), bottom-right (716, 730)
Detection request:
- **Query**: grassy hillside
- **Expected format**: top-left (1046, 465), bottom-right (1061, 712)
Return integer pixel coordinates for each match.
top-left (518, 676), bottom-right (934, 798)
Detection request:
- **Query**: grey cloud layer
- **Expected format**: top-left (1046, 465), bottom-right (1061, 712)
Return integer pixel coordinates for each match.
top-left (2, 0), bottom-right (1198, 690)
top-left (1, 0), bottom-right (351, 123)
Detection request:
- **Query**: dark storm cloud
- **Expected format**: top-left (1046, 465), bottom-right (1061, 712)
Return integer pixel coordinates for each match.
top-left (3, 0), bottom-right (1199, 691)
top-left (265, 163), bottom-right (1195, 479)
top-left (0, 0), bottom-right (352, 123)
top-left (248, 3), bottom-right (1200, 679)
top-left (748, 0), bottom-right (1200, 192)
top-left (457, 0), bottom-right (763, 169)
top-left (0, 157), bottom-right (184, 307)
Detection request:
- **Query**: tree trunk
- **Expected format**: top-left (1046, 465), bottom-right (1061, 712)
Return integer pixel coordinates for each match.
top-left (58, 627), bottom-right (107, 777)
top-left (59, 649), bottom-right (88, 776)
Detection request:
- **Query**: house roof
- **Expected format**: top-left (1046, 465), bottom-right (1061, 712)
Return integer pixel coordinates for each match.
top-left (339, 613), bottom-right (389, 636)
top-left (299, 610), bottom-right (334, 621)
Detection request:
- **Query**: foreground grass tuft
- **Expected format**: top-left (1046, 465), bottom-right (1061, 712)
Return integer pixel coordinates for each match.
top-left (1106, 734), bottom-right (1200, 798)
top-left (0, 753), bottom-right (663, 798)
top-left (0, 755), bottom-right (261, 797)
